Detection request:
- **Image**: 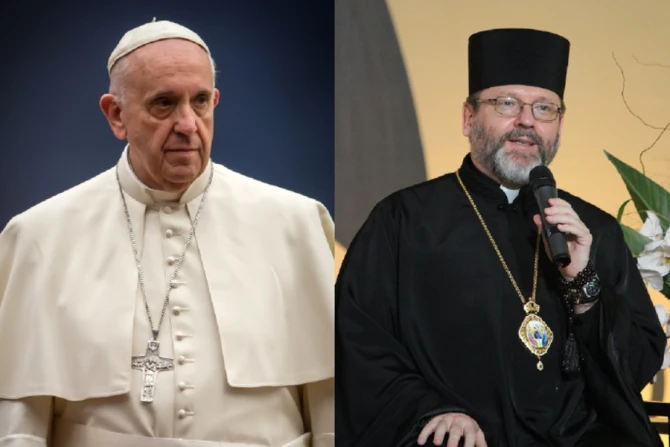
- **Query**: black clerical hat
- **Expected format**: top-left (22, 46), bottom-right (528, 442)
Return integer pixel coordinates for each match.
top-left (468, 28), bottom-right (570, 98)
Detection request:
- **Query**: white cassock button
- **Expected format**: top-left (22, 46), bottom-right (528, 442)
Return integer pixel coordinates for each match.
top-left (165, 229), bottom-right (174, 238)
top-left (170, 280), bottom-right (179, 289)
top-left (167, 256), bottom-right (176, 266)
top-left (172, 307), bottom-right (181, 316)
top-left (176, 334), bottom-right (183, 341)
top-left (178, 381), bottom-right (186, 390)
top-left (164, 206), bottom-right (173, 214)
top-left (178, 356), bottom-right (186, 365)
top-left (178, 409), bottom-right (187, 419)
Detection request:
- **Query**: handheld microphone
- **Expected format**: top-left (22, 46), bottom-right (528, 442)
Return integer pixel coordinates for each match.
top-left (529, 165), bottom-right (571, 268)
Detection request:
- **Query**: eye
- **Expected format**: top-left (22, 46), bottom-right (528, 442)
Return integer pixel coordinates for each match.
top-left (154, 98), bottom-right (173, 108)
top-left (535, 104), bottom-right (551, 112)
top-left (499, 98), bottom-right (517, 107)
top-left (193, 94), bottom-right (209, 106)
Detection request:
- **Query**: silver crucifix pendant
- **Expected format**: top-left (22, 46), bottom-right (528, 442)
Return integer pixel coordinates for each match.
top-left (131, 340), bottom-right (174, 403)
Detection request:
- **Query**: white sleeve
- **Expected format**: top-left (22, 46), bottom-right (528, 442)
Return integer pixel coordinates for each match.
top-left (0, 397), bottom-right (52, 447)
top-left (302, 378), bottom-right (334, 447)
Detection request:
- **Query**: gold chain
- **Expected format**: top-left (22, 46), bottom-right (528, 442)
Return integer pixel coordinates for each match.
top-left (455, 170), bottom-right (540, 305)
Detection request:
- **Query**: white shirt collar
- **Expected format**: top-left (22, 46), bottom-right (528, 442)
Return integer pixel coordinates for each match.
top-left (500, 185), bottom-right (520, 204)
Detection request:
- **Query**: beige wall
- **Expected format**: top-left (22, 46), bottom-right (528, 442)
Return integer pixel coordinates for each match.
top-left (336, 0), bottom-right (670, 437)
top-left (384, 0), bottom-right (670, 206)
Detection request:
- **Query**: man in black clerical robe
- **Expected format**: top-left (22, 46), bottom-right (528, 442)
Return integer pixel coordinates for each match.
top-left (335, 28), bottom-right (666, 447)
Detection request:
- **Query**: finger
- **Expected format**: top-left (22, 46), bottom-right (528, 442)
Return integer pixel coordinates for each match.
top-left (556, 223), bottom-right (592, 241)
top-left (544, 204), bottom-right (576, 217)
top-left (543, 209), bottom-right (580, 222)
top-left (446, 426), bottom-right (464, 447)
top-left (475, 429), bottom-right (488, 447)
top-left (541, 209), bottom-right (586, 235)
top-left (548, 197), bottom-right (572, 208)
top-left (432, 420), bottom-right (451, 446)
top-left (543, 203), bottom-right (578, 216)
top-left (551, 221), bottom-right (591, 237)
top-left (463, 426), bottom-right (478, 447)
top-left (417, 416), bottom-right (443, 445)
top-left (544, 214), bottom-right (587, 232)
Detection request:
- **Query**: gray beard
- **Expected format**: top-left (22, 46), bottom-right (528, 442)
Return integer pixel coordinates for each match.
top-left (469, 121), bottom-right (560, 188)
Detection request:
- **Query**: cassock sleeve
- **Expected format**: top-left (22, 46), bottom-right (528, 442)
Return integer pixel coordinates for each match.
top-left (573, 220), bottom-right (665, 390)
top-left (335, 202), bottom-right (470, 447)
top-left (572, 301), bottom-right (602, 361)
top-left (302, 378), bottom-right (334, 447)
top-left (0, 397), bottom-right (52, 446)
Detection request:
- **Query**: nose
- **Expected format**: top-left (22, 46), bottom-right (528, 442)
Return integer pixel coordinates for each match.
top-left (515, 103), bottom-right (536, 128)
top-left (173, 105), bottom-right (198, 135)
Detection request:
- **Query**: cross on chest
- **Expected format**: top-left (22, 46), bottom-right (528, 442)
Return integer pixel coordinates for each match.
top-left (131, 340), bottom-right (174, 402)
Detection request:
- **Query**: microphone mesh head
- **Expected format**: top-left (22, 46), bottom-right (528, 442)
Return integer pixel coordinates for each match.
top-left (529, 165), bottom-right (555, 189)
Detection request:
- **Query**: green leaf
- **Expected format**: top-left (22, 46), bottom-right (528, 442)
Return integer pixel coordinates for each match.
top-left (604, 150), bottom-right (670, 232)
top-left (662, 275), bottom-right (670, 300)
top-left (617, 199), bottom-right (631, 223)
top-left (621, 223), bottom-right (652, 257)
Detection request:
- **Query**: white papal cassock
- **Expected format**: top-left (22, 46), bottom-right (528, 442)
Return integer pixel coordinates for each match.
top-left (0, 147), bottom-right (334, 447)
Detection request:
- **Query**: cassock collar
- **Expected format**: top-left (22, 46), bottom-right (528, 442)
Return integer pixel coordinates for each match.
top-left (457, 154), bottom-right (513, 204)
top-left (117, 144), bottom-right (213, 205)
top-left (456, 154), bottom-right (537, 214)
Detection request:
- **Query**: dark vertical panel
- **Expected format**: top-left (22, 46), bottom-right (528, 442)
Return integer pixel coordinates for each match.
top-left (335, 0), bottom-right (427, 248)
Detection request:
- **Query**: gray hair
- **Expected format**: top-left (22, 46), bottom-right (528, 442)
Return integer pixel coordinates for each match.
top-left (109, 51), bottom-right (218, 106)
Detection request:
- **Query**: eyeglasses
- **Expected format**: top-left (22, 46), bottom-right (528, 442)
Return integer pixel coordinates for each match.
top-left (476, 96), bottom-right (562, 121)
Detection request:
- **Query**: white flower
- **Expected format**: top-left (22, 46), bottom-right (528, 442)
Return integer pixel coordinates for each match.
top-left (654, 305), bottom-right (670, 371)
top-left (662, 348), bottom-right (670, 370)
top-left (640, 268), bottom-right (666, 291)
top-left (638, 249), bottom-right (670, 283)
top-left (640, 211), bottom-right (666, 242)
top-left (637, 212), bottom-right (670, 290)
top-left (655, 304), bottom-right (669, 326)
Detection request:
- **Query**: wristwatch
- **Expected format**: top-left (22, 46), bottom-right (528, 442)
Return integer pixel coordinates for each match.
top-left (558, 260), bottom-right (601, 305)
top-left (577, 273), bottom-right (601, 305)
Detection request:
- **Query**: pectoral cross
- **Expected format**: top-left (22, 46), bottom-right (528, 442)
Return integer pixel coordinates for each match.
top-left (131, 340), bottom-right (174, 403)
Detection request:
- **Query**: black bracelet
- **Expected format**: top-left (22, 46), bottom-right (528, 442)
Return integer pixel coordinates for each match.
top-left (558, 260), bottom-right (597, 292)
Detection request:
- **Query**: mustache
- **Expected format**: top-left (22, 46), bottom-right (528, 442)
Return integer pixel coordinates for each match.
top-left (503, 129), bottom-right (542, 146)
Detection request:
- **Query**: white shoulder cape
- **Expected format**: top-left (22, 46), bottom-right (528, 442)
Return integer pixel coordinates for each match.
top-left (0, 163), bottom-right (334, 400)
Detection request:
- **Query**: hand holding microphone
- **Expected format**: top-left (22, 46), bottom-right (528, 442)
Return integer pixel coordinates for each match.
top-left (529, 165), bottom-right (592, 281)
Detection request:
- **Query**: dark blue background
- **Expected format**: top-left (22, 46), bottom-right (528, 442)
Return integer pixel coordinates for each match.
top-left (0, 0), bottom-right (334, 229)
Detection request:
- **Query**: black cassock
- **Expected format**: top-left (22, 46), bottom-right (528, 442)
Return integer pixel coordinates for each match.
top-left (335, 155), bottom-right (666, 446)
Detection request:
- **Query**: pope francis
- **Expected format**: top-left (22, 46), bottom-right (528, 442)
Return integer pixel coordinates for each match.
top-left (0, 19), bottom-right (334, 447)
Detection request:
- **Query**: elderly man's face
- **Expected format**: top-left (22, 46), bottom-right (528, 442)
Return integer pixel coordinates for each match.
top-left (101, 39), bottom-right (219, 192)
top-left (462, 85), bottom-right (564, 188)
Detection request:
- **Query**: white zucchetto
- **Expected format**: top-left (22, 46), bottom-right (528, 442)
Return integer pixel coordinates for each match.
top-left (107, 18), bottom-right (210, 74)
